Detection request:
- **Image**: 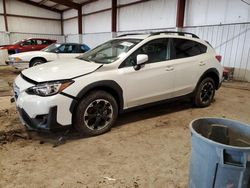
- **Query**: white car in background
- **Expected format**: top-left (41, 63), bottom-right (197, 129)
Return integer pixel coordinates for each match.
top-left (6, 43), bottom-right (90, 69)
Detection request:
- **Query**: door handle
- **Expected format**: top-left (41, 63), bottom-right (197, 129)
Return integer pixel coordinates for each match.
top-left (165, 66), bottom-right (174, 71)
top-left (199, 62), bottom-right (206, 66)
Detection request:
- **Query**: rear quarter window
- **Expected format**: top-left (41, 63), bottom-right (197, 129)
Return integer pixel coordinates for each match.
top-left (172, 38), bottom-right (207, 59)
top-left (79, 45), bottom-right (90, 53)
top-left (42, 40), bottom-right (49, 44)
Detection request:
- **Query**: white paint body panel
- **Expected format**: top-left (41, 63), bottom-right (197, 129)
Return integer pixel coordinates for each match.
top-left (22, 59), bottom-right (100, 82)
top-left (8, 51), bottom-right (83, 70)
top-left (14, 75), bottom-right (72, 125)
top-left (119, 61), bottom-right (175, 107)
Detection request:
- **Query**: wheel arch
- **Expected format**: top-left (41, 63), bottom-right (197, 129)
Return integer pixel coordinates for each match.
top-left (197, 68), bottom-right (220, 90)
top-left (29, 57), bottom-right (47, 65)
top-left (69, 80), bottom-right (124, 116)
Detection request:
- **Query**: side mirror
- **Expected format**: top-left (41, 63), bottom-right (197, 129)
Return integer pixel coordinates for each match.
top-left (137, 54), bottom-right (148, 65)
top-left (20, 43), bottom-right (24, 47)
top-left (134, 54), bottom-right (148, 71)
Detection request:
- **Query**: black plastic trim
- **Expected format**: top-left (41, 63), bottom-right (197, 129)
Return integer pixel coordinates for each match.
top-left (60, 92), bottom-right (77, 100)
top-left (17, 106), bottom-right (71, 132)
top-left (69, 80), bottom-right (124, 114)
top-left (150, 31), bottom-right (199, 39)
top-left (197, 68), bottom-right (220, 90)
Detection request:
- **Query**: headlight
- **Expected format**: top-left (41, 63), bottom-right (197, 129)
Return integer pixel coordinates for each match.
top-left (26, 80), bottom-right (74, 96)
top-left (9, 57), bottom-right (22, 62)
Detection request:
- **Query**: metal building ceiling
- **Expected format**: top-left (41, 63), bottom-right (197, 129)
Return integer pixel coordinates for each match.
top-left (17, 0), bottom-right (97, 12)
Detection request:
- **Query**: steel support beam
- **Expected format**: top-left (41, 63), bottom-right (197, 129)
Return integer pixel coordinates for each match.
top-left (78, 8), bottom-right (82, 34)
top-left (49, 0), bottom-right (80, 9)
top-left (3, 0), bottom-right (8, 32)
top-left (82, 0), bottom-right (98, 6)
top-left (111, 0), bottom-right (117, 33)
top-left (176, 0), bottom-right (186, 28)
top-left (60, 12), bottom-right (64, 35)
top-left (63, 0), bottom-right (98, 13)
top-left (39, 0), bottom-right (49, 5)
top-left (118, 0), bottom-right (150, 8)
top-left (17, 0), bottom-right (61, 13)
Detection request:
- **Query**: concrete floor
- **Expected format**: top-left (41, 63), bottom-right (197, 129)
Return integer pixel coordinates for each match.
top-left (0, 66), bottom-right (250, 188)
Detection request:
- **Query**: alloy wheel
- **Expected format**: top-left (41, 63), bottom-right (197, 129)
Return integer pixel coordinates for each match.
top-left (200, 81), bottom-right (214, 103)
top-left (83, 99), bottom-right (113, 130)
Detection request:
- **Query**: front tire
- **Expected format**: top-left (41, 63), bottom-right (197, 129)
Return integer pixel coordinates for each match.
top-left (74, 90), bottom-right (118, 136)
top-left (193, 77), bottom-right (215, 107)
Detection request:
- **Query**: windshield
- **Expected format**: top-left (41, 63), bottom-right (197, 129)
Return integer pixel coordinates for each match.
top-left (42, 43), bottom-right (61, 52)
top-left (77, 39), bottom-right (141, 64)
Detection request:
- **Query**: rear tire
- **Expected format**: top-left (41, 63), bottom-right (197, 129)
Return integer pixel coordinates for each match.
top-left (74, 90), bottom-right (118, 136)
top-left (29, 58), bottom-right (45, 67)
top-left (193, 77), bottom-right (215, 107)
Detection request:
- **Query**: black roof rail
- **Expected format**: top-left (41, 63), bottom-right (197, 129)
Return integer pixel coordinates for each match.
top-left (150, 31), bottom-right (199, 39)
top-left (117, 33), bottom-right (147, 37)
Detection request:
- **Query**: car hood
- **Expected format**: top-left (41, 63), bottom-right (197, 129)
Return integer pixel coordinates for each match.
top-left (21, 58), bottom-right (102, 82)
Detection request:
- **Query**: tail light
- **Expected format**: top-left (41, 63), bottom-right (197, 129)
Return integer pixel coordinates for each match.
top-left (215, 55), bottom-right (222, 63)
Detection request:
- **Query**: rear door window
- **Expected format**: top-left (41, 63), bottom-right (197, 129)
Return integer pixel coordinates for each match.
top-left (172, 38), bottom-right (207, 59)
top-left (58, 44), bottom-right (77, 53)
top-left (36, 40), bottom-right (43, 45)
top-left (22, 39), bottom-right (36, 46)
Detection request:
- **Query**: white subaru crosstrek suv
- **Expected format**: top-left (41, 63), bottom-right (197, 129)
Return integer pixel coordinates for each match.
top-left (13, 32), bottom-right (223, 136)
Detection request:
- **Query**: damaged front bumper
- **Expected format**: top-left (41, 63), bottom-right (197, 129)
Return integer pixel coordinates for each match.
top-left (16, 104), bottom-right (70, 132)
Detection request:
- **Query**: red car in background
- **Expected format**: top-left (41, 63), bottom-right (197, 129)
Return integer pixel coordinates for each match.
top-left (0, 38), bottom-right (56, 54)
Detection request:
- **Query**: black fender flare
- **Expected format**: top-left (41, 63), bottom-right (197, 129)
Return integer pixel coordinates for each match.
top-left (69, 80), bottom-right (124, 114)
top-left (195, 68), bottom-right (220, 91)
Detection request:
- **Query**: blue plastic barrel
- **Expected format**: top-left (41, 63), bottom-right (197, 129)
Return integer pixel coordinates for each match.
top-left (189, 117), bottom-right (250, 188)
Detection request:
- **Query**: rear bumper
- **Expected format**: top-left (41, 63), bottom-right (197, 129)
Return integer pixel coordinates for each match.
top-left (17, 106), bottom-right (71, 132)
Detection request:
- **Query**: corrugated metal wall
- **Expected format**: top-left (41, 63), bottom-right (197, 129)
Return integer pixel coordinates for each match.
top-left (0, 0), bottom-right (64, 46)
top-left (64, 0), bottom-right (177, 47)
top-left (183, 23), bottom-right (250, 81)
top-left (82, 32), bottom-right (112, 48)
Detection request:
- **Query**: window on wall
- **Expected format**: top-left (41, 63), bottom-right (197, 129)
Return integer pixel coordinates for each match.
top-left (172, 38), bottom-right (207, 59)
top-left (121, 38), bottom-right (170, 67)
